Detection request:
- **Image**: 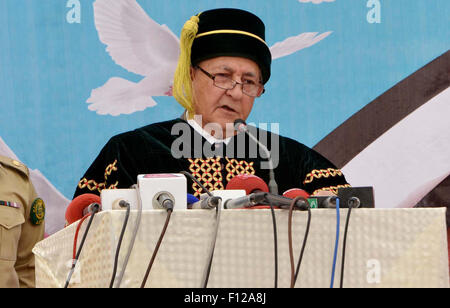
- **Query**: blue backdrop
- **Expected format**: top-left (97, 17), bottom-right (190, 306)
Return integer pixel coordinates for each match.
top-left (1, 0), bottom-right (449, 201)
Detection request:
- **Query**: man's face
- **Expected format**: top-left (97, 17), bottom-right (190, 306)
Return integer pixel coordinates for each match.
top-left (190, 56), bottom-right (262, 138)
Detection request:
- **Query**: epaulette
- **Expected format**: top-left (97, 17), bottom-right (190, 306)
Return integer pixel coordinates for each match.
top-left (0, 155), bottom-right (30, 178)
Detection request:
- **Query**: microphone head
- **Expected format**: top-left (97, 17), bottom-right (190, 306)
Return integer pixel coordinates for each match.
top-left (65, 193), bottom-right (101, 226)
top-left (348, 196), bottom-right (361, 208)
top-left (233, 119), bottom-right (247, 133)
top-left (323, 196), bottom-right (338, 208)
top-left (283, 188), bottom-right (310, 199)
top-left (226, 174), bottom-right (269, 194)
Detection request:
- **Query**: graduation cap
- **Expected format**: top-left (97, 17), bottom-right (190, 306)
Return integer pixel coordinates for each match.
top-left (173, 8), bottom-right (272, 115)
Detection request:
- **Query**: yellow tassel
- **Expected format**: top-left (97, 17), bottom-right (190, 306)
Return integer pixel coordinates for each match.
top-left (173, 14), bottom-right (201, 116)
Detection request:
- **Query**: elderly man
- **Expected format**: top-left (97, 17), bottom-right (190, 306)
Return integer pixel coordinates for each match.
top-left (74, 8), bottom-right (349, 199)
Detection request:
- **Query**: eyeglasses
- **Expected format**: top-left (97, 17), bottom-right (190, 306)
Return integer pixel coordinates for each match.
top-left (196, 66), bottom-right (265, 97)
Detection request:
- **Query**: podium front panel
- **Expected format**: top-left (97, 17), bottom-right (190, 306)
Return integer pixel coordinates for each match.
top-left (33, 208), bottom-right (449, 288)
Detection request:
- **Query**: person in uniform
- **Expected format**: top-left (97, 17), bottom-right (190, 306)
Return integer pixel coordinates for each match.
top-left (0, 155), bottom-right (45, 288)
top-left (74, 8), bottom-right (349, 199)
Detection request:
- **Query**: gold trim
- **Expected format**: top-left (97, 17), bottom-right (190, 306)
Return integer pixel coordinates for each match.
top-left (196, 29), bottom-right (267, 46)
top-left (78, 160), bottom-right (118, 193)
top-left (188, 158), bottom-right (224, 197)
top-left (312, 184), bottom-right (352, 196)
top-left (303, 168), bottom-right (343, 185)
top-left (225, 157), bottom-right (255, 182)
top-left (187, 157), bottom-right (256, 197)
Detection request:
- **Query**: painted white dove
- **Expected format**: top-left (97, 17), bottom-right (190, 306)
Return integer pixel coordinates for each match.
top-left (88, 0), bottom-right (332, 116)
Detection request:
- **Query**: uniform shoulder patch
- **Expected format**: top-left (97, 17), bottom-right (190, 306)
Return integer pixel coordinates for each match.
top-left (30, 198), bottom-right (45, 225)
top-left (0, 156), bottom-right (30, 177)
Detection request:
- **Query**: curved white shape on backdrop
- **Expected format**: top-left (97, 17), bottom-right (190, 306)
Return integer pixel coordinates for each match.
top-left (342, 87), bottom-right (450, 208)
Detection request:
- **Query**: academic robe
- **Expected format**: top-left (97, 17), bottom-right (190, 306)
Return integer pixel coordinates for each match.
top-left (73, 119), bottom-right (349, 199)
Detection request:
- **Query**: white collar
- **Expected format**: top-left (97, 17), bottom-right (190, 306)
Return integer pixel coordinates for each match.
top-left (186, 116), bottom-right (233, 146)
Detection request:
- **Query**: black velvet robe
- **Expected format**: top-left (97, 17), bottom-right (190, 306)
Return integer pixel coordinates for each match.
top-left (73, 119), bottom-right (349, 199)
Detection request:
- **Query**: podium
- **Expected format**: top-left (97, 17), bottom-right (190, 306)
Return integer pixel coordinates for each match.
top-left (33, 208), bottom-right (449, 288)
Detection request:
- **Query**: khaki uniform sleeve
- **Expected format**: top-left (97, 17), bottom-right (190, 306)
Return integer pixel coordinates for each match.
top-left (0, 206), bottom-right (23, 288)
top-left (15, 181), bottom-right (45, 288)
top-left (0, 157), bottom-right (44, 288)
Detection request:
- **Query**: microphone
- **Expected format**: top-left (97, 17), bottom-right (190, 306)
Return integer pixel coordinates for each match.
top-left (223, 191), bottom-right (267, 209)
top-left (265, 193), bottom-right (309, 210)
top-left (322, 196), bottom-right (338, 208)
top-left (283, 188), bottom-right (311, 210)
top-left (347, 197), bottom-right (361, 208)
top-left (283, 188), bottom-right (310, 200)
top-left (111, 198), bottom-right (133, 210)
top-left (190, 195), bottom-right (222, 209)
top-left (155, 193), bottom-right (175, 211)
top-left (234, 119), bottom-right (278, 195)
top-left (283, 188), bottom-right (344, 209)
top-left (65, 194), bottom-right (102, 226)
top-left (224, 192), bottom-right (309, 210)
top-left (226, 174), bottom-right (269, 194)
top-left (225, 174), bottom-right (270, 209)
top-left (82, 203), bottom-right (100, 216)
top-left (137, 174), bottom-right (187, 211)
top-left (225, 175), bottom-right (309, 210)
top-left (337, 187), bottom-right (373, 208)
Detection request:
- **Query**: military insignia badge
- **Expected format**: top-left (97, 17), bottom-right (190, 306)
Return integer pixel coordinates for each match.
top-left (30, 198), bottom-right (45, 225)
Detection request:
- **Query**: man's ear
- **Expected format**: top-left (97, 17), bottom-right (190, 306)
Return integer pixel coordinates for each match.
top-left (190, 66), bottom-right (196, 81)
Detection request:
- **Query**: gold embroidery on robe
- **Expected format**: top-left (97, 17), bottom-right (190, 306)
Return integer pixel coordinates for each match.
top-left (188, 157), bottom-right (256, 197)
top-left (303, 168), bottom-right (343, 185)
top-left (78, 160), bottom-right (119, 193)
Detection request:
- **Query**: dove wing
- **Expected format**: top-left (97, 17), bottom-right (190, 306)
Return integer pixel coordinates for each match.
top-left (93, 0), bottom-right (180, 76)
top-left (270, 31), bottom-right (332, 60)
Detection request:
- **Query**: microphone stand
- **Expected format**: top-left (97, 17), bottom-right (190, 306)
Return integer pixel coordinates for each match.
top-left (234, 119), bottom-right (279, 195)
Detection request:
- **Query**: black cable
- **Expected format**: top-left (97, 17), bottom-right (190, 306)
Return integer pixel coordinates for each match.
top-left (294, 204), bottom-right (311, 285)
top-left (339, 205), bottom-right (353, 288)
top-left (266, 195), bottom-right (278, 288)
top-left (115, 184), bottom-right (143, 287)
top-left (109, 200), bottom-right (131, 288)
top-left (288, 196), bottom-right (310, 288)
top-left (201, 199), bottom-right (222, 288)
top-left (64, 204), bottom-right (100, 288)
top-left (180, 171), bottom-right (213, 197)
top-left (180, 170), bottom-right (222, 288)
top-left (140, 206), bottom-right (173, 288)
top-left (184, 168), bottom-right (278, 288)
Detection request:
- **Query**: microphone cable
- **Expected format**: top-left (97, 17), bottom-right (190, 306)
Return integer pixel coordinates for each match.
top-left (140, 198), bottom-right (174, 288)
top-left (330, 198), bottom-right (340, 288)
top-left (265, 196), bottom-right (279, 288)
top-left (180, 171), bottom-right (213, 198)
top-left (114, 185), bottom-right (143, 288)
top-left (109, 200), bottom-right (131, 288)
top-left (180, 171), bottom-right (221, 288)
top-left (287, 196), bottom-right (312, 288)
top-left (64, 203), bottom-right (100, 288)
top-left (72, 213), bottom-right (91, 261)
top-left (339, 200), bottom-right (355, 288)
top-left (201, 198), bottom-right (222, 288)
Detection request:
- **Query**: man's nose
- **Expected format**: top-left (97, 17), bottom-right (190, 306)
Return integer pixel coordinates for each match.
top-left (225, 82), bottom-right (244, 99)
